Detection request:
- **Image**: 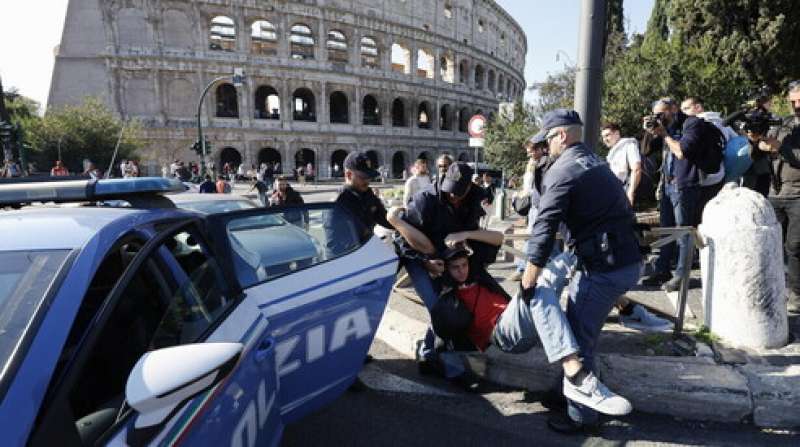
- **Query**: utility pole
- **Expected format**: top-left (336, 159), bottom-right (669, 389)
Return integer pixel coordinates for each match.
top-left (573, 0), bottom-right (607, 148)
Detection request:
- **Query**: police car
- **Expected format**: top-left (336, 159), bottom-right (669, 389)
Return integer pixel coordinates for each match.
top-left (0, 177), bottom-right (398, 446)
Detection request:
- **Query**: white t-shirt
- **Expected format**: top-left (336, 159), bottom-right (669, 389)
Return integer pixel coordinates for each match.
top-left (606, 137), bottom-right (641, 184)
top-left (403, 175), bottom-right (431, 205)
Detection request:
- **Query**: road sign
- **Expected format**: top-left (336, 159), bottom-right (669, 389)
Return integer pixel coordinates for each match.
top-left (468, 114), bottom-right (486, 138)
top-left (469, 137), bottom-right (485, 147)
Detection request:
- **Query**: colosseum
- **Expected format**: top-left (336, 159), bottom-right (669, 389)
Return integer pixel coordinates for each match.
top-left (48, 0), bottom-right (527, 178)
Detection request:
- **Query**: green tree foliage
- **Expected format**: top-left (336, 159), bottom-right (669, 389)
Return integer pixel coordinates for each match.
top-left (530, 68), bottom-right (576, 118)
top-left (26, 98), bottom-right (142, 173)
top-left (484, 101), bottom-right (537, 177)
top-left (3, 88), bottom-right (40, 121)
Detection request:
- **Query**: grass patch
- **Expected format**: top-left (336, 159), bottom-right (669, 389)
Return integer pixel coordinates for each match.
top-left (693, 326), bottom-right (719, 345)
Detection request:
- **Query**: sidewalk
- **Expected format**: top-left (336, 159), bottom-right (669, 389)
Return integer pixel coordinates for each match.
top-left (373, 217), bottom-right (800, 429)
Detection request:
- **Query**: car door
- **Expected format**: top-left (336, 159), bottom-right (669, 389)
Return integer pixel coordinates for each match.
top-left (205, 202), bottom-right (398, 424)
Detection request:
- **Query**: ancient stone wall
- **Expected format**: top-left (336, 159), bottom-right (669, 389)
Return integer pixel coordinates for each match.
top-left (49, 0), bottom-right (527, 177)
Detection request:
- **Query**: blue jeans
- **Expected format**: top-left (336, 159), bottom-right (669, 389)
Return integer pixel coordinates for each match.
top-left (566, 262), bottom-right (642, 424)
top-left (655, 185), bottom-right (698, 277)
top-left (493, 252), bottom-right (580, 362)
top-left (405, 259), bottom-right (466, 378)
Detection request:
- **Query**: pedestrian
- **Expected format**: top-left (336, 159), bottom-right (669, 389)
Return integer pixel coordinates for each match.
top-left (679, 97), bottom-right (728, 209)
top-left (198, 175), bottom-right (216, 193)
top-left (297, 166), bottom-right (305, 185)
top-left (269, 176), bottom-right (304, 207)
top-left (521, 109), bottom-right (642, 433)
top-left (263, 162), bottom-right (274, 187)
top-left (215, 175), bottom-right (231, 194)
top-left (601, 122), bottom-right (642, 206)
top-left (434, 154), bottom-right (453, 186)
top-left (759, 81), bottom-right (800, 314)
top-left (82, 162), bottom-right (101, 179)
top-left (50, 160), bottom-right (69, 177)
top-left (306, 162), bottom-right (314, 181)
top-left (248, 177), bottom-right (270, 206)
top-left (403, 159), bottom-right (431, 205)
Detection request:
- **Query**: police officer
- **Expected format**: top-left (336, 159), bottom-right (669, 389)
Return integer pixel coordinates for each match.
top-left (335, 151), bottom-right (393, 239)
top-left (521, 109), bottom-right (642, 433)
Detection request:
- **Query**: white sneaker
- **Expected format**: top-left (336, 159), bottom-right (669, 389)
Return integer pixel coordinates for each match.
top-left (562, 372), bottom-right (633, 416)
top-left (619, 304), bottom-right (673, 332)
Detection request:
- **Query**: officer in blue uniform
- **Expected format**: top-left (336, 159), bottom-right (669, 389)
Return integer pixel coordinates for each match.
top-left (521, 109), bottom-right (642, 433)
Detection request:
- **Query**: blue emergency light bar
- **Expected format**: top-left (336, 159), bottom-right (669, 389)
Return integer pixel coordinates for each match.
top-left (0, 177), bottom-right (186, 206)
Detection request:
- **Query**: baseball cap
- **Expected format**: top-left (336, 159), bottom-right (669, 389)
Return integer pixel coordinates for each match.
top-left (441, 162), bottom-right (474, 197)
top-left (343, 151), bottom-right (379, 178)
top-left (530, 108), bottom-right (584, 144)
top-left (442, 244), bottom-right (471, 262)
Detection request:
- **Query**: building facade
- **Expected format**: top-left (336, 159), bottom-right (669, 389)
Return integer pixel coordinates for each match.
top-left (48, 0), bottom-right (527, 178)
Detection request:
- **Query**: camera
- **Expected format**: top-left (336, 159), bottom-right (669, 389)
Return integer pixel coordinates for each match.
top-left (643, 112), bottom-right (665, 130)
top-left (740, 109), bottom-right (783, 136)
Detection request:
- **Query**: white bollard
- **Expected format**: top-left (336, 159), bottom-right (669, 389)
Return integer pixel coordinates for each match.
top-left (698, 184), bottom-right (788, 349)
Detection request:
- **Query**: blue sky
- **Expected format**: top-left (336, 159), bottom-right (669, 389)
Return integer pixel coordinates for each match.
top-left (0, 0), bottom-right (653, 110)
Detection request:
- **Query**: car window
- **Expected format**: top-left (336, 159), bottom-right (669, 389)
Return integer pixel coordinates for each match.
top-left (0, 250), bottom-right (71, 390)
top-left (225, 205), bottom-right (362, 288)
top-left (177, 199), bottom-right (256, 214)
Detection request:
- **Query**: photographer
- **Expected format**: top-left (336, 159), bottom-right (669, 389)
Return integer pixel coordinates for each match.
top-left (758, 81), bottom-right (800, 313)
top-left (740, 109), bottom-right (779, 197)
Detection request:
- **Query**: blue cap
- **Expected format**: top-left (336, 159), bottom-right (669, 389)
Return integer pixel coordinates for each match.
top-left (343, 151), bottom-right (379, 178)
top-left (531, 108), bottom-right (583, 143)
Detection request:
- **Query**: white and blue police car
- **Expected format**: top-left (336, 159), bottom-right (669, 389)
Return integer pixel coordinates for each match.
top-left (0, 177), bottom-right (398, 447)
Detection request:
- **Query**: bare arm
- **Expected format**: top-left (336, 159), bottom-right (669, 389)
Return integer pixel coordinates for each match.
top-left (628, 162), bottom-right (642, 205)
top-left (664, 136), bottom-right (684, 159)
top-left (444, 229), bottom-right (504, 248)
top-left (387, 207), bottom-right (436, 255)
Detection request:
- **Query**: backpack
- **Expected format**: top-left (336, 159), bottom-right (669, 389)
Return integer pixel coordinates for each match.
top-left (689, 118), bottom-right (726, 175)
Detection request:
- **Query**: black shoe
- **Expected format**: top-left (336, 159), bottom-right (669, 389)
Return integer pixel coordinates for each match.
top-left (641, 271), bottom-right (672, 287)
top-left (452, 371), bottom-right (481, 393)
top-left (540, 387), bottom-right (567, 411)
top-left (546, 414), bottom-right (600, 436)
top-left (662, 276), bottom-right (682, 293)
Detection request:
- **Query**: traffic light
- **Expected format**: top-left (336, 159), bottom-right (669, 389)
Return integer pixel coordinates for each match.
top-left (191, 138), bottom-right (213, 156)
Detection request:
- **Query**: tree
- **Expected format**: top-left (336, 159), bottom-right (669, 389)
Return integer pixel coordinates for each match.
top-left (26, 98), bottom-right (142, 174)
top-left (483, 101), bottom-right (537, 178)
top-left (529, 67), bottom-right (576, 118)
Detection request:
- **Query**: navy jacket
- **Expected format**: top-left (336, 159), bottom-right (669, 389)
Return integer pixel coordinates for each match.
top-left (528, 143), bottom-right (641, 270)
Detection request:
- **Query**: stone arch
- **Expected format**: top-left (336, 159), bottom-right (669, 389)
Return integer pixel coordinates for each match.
top-left (166, 78), bottom-right (194, 117)
top-left (215, 83), bottom-right (239, 118)
top-left (329, 91), bottom-right (349, 124)
top-left (417, 101), bottom-right (432, 129)
top-left (258, 147), bottom-right (281, 167)
top-left (365, 150), bottom-right (381, 169)
top-left (474, 65), bottom-right (485, 89)
top-left (330, 149), bottom-right (348, 177)
top-left (290, 23), bottom-right (315, 60)
top-left (219, 147), bottom-right (242, 170)
top-left (326, 29), bottom-right (349, 63)
top-left (392, 98), bottom-right (407, 127)
top-left (292, 88), bottom-right (316, 121)
top-left (162, 9), bottom-right (193, 49)
top-left (294, 148), bottom-right (316, 173)
top-left (439, 104), bottom-right (452, 131)
top-left (458, 107), bottom-right (470, 133)
top-left (391, 43), bottom-right (411, 74)
top-left (440, 52), bottom-right (455, 83)
top-left (362, 94), bottom-right (381, 126)
top-left (417, 48), bottom-right (435, 79)
top-left (116, 8), bottom-right (151, 47)
top-left (458, 59), bottom-right (469, 84)
top-left (255, 85), bottom-right (280, 120)
top-left (487, 69), bottom-right (496, 92)
top-left (124, 76), bottom-right (156, 116)
top-left (360, 36), bottom-right (379, 69)
top-left (251, 20), bottom-right (278, 55)
top-left (210, 15), bottom-right (236, 51)
top-left (392, 150), bottom-right (408, 178)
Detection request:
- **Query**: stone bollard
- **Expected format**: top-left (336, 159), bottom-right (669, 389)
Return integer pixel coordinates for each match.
top-left (698, 184), bottom-right (788, 349)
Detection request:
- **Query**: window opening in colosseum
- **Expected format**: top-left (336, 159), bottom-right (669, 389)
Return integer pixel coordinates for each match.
top-left (487, 70), bottom-right (496, 92)
top-left (440, 104), bottom-right (452, 131)
top-left (258, 148), bottom-right (282, 168)
top-left (444, 2), bottom-right (453, 19)
top-left (210, 16), bottom-right (236, 51)
top-left (255, 86), bottom-right (280, 120)
top-left (497, 74), bottom-right (505, 97)
top-left (327, 30), bottom-right (349, 63)
top-left (331, 150), bottom-right (348, 177)
top-left (392, 99), bottom-right (407, 127)
top-left (417, 49), bottom-right (435, 79)
top-left (458, 60), bottom-right (469, 84)
top-left (365, 151), bottom-right (380, 169)
top-left (362, 95), bottom-right (381, 126)
top-left (329, 91), bottom-right (349, 124)
top-left (392, 152), bottom-right (406, 179)
top-left (295, 149), bottom-right (315, 172)
top-left (215, 83), bottom-right (239, 118)
top-left (478, 19), bottom-right (485, 33)
top-left (440, 54), bottom-right (455, 83)
top-left (251, 20), bottom-right (278, 55)
top-left (458, 107), bottom-right (470, 133)
top-left (474, 65), bottom-right (485, 89)
top-left (417, 102), bottom-right (432, 129)
top-left (219, 147), bottom-right (242, 171)
top-left (391, 44), bottom-right (411, 74)
top-left (290, 24), bottom-right (315, 60)
top-left (360, 37), bottom-right (379, 69)
top-left (293, 88), bottom-right (316, 121)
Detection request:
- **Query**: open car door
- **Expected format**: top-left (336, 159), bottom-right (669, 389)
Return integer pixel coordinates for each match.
top-left (205, 202), bottom-right (398, 423)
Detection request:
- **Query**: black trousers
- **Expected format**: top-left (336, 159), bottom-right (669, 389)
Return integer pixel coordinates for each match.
top-left (771, 196), bottom-right (800, 296)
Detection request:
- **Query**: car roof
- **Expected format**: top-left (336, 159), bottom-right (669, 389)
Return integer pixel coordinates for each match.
top-left (167, 193), bottom-right (255, 204)
top-left (0, 207), bottom-right (163, 251)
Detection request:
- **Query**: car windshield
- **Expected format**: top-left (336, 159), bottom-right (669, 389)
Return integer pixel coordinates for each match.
top-left (178, 199), bottom-right (256, 214)
top-left (0, 250), bottom-right (72, 384)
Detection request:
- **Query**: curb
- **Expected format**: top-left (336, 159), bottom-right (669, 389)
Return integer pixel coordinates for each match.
top-left (374, 302), bottom-right (800, 428)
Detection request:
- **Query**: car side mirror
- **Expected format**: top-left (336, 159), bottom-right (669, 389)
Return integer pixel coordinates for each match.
top-left (125, 343), bottom-right (242, 430)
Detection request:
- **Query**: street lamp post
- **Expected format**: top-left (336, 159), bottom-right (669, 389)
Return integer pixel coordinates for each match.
top-left (196, 69), bottom-right (245, 178)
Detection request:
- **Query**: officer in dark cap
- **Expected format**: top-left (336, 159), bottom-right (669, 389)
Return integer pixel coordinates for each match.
top-left (521, 109), bottom-right (642, 434)
top-left (335, 151), bottom-right (393, 239)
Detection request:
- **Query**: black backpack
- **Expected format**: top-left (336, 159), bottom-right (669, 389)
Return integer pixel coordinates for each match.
top-left (687, 118), bottom-right (725, 175)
